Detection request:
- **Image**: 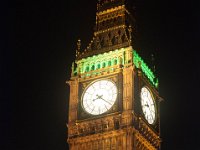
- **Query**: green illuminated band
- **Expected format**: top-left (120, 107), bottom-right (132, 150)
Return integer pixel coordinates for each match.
top-left (71, 47), bottom-right (158, 88)
top-left (133, 51), bottom-right (158, 88)
top-left (73, 48), bottom-right (127, 75)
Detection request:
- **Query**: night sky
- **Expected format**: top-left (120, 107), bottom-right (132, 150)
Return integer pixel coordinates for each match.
top-left (1, 0), bottom-right (200, 149)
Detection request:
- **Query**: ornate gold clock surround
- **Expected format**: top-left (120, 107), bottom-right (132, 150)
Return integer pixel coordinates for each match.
top-left (78, 74), bottom-right (123, 120)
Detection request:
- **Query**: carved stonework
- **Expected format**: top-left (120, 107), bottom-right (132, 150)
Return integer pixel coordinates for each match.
top-left (67, 0), bottom-right (161, 149)
top-left (76, 2), bottom-right (131, 60)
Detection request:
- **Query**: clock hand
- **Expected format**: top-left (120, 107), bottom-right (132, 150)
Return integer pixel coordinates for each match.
top-left (93, 97), bottom-right (98, 101)
top-left (100, 97), bottom-right (112, 105)
top-left (93, 94), bottom-right (101, 101)
top-left (92, 95), bottom-right (112, 106)
top-left (97, 95), bottom-right (103, 98)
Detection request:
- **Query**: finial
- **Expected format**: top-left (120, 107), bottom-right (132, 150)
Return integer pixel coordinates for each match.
top-left (76, 39), bottom-right (81, 57)
top-left (151, 53), bottom-right (156, 73)
top-left (128, 25), bottom-right (132, 44)
top-left (97, 0), bottom-right (100, 10)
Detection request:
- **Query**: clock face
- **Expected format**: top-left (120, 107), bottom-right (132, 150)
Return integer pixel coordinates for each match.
top-left (82, 79), bottom-right (117, 115)
top-left (140, 87), bottom-right (156, 124)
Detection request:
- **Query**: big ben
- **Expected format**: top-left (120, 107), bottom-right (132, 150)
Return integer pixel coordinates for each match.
top-left (66, 0), bottom-right (162, 149)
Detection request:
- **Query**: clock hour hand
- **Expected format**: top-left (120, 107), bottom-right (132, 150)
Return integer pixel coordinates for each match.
top-left (93, 94), bottom-right (102, 101)
top-left (92, 97), bottom-right (98, 101)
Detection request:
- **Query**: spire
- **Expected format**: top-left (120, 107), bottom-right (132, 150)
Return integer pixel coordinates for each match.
top-left (76, 39), bottom-right (81, 58)
top-left (76, 0), bottom-right (136, 60)
top-left (128, 25), bottom-right (132, 45)
top-left (97, 0), bottom-right (125, 12)
top-left (151, 53), bottom-right (156, 73)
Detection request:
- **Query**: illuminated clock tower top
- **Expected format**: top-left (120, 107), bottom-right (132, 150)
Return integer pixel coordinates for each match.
top-left (76, 0), bottom-right (135, 60)
top-left (67, 0), bottom-right (162, 149)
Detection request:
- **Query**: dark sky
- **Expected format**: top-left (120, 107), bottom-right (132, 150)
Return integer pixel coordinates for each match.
top-left (1, 0), bottom-right (200, 149)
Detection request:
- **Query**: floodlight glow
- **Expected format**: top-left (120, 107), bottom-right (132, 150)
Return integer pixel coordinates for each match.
top-left (133, 50), bottom-right (159, 88)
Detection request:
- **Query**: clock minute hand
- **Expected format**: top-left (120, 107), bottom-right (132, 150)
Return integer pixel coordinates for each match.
top-left (100, 97), bottom-right (112, 105)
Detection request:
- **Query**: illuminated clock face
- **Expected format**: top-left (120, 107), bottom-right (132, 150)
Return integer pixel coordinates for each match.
top-left (82, 79), bottom-right (117, 115)
top-left (140, 87), bottom-right (156, 124)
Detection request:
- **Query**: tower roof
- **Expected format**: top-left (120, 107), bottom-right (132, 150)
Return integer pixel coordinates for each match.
top-left (97, 0), bottom-right (125, 12)
top-left (76, 0), bottom-right (135, 60)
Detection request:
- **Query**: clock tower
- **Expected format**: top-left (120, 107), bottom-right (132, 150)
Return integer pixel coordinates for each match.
top-left (67, 0), bottom-right (162, 149)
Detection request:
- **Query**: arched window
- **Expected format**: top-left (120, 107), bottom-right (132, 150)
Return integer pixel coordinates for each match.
top-left (97, 63), bottom-right (101, 69)
top-left (114, 59), bottom-right (118, 65)
top-left (85, 66), bottom-right (89, 72)
top-left (91, 65), bottom-right (95, 71)
top-left (102, 62), bottom-right (106, 68)
top-left (108, 61), bottom-right (111, 66)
